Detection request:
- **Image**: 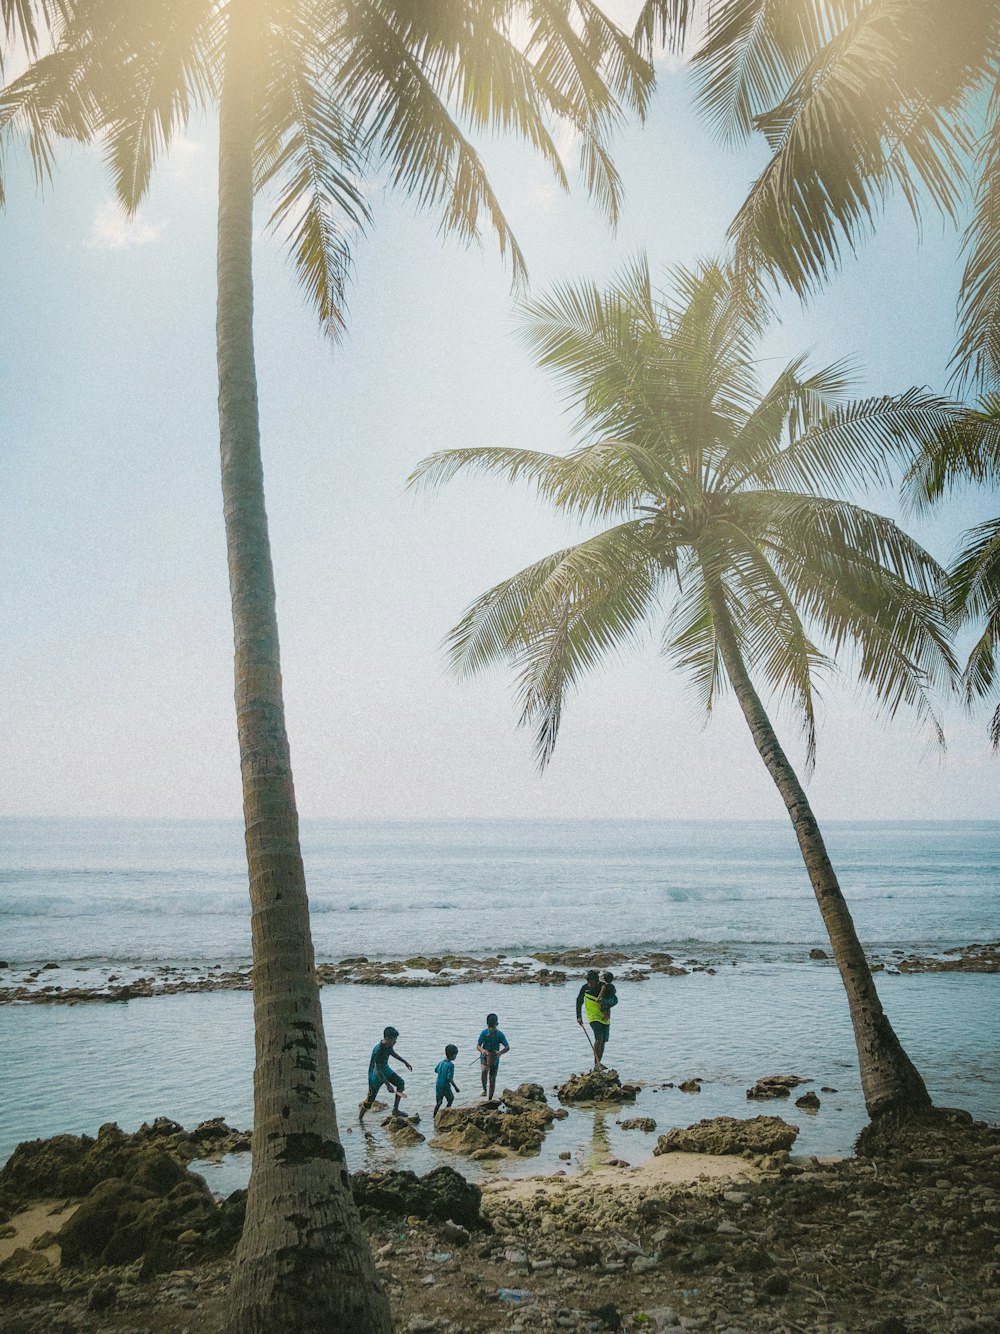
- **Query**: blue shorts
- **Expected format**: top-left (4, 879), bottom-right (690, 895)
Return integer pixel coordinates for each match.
top-left (369, 1068), bottom-right (404, 1096)
top-left (435, 1084), bottom-right (454, 1106)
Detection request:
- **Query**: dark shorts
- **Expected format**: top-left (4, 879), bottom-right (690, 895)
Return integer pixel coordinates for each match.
top-left (480, 1051), bottom-right (501, 1067)
top-left (590, 1021), bottom-right (610, 1043)
top-left (436, 1085), bottom-right (455, 1106)
top-left (369, 1068), bottom-right (404, 1096)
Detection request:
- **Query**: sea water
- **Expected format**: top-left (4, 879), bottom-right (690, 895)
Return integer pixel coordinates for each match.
top-left (0, 818), bottom-right (997, 1176)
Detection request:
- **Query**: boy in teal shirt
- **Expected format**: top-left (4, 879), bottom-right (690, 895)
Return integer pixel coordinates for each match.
top-left (434, 1043), bottom-right (460, 1118)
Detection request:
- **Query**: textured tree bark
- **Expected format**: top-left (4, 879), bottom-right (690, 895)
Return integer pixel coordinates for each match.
top-left (705, 581), bottom-right (932, 1124)
top-left (216, 5), bottom-right (392, 1331)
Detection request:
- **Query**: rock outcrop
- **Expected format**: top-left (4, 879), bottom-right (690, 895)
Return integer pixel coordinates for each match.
top-left (557, 1069), bottom-right (640, 1105)
top-left (654, 1115), bottom-right (800, 1157)
top-left (430, 1085), bottom-right (563, 1158)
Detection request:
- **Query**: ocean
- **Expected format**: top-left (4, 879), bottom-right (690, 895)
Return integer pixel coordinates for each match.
top-left (0, 817), bottom-right (997, 1179)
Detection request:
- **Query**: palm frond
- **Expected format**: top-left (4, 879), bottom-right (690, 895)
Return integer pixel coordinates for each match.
top-left (1, 0), bottom-right (66, 69)
top-left (949, 516), bottom-right (1000, 629)
top-left (955, 114), bottom-right (1000, 393)
top-left (445, 519), bottom-right (663, 767)
top-left (256, 18), bottom-right (369, 338)
top-left (334, 0), bottom-right (529, 287)
top-left (690, 0), bottom-right (861, 146)
top-left (729, 0), bottom-right (991, 296)
top-left (752, 387), bottom-right (965, 495)
top-left (632, 0), bottom-right (696, 56)
top-left (409, 440), bottom-right (662, 520)
top-left (902, 396), bottom-right (1000, 509)
top-left (713, 523), bottom-right (828, 765)
top-left (757, 491), bottom-right (955, 729)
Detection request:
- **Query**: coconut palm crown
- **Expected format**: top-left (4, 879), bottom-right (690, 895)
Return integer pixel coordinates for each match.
top-left (412, 257), bottom-right (961, 1127)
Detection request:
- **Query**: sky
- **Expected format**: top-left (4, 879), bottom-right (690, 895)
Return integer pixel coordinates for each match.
top-left (1, 7), bottom-right (997, 823)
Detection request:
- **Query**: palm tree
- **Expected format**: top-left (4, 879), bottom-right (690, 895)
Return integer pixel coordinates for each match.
top-left (633, 0), bottom-right (1000, 393)
top-left (0, 5), bottom-right (653, 1330)
top-left (411, 256), bottom-right (961, 1132)
top-left (631, 2), bottom-right (1000, 760)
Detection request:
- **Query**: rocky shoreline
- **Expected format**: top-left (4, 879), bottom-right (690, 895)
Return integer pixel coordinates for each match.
top-left (1, 941), bottom-right (997, 1006)
top-left (1, 1108), bottom-right (997, 1333)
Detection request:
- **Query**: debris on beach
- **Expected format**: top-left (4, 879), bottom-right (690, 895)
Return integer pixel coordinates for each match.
top-left (654, 1115), bottom-right (800, 1157)
top-left (430, 1084), bottom-right (563, 1159)
top-left (745, 1074), bottom-right (809, 1100)
top-left (557, 1068), bottom-right (640, 1105)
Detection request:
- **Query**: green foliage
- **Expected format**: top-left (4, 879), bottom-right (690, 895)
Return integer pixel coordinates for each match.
top-left (0, 0), bottom-right (654, 333)
top-left (636, 0), bottom-right (1000, 395)
top-left (412, 258), bottom-right (958, 767)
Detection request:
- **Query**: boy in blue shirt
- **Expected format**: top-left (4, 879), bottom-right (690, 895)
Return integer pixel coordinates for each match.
top-left (477, 1012), bottom-right (510, 1100)
top-left (360, 1025), bottom-right (412, 1121)
top-left (434, 1043), bottom-right (460, 1118)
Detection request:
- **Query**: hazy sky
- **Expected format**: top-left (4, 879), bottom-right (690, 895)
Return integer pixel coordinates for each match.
top-left (1, 10), bottom-right (997, 822)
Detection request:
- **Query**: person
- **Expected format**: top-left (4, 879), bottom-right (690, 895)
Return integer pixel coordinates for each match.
top-left (575, 968), bottom-right (616, 1068)
top-left (596, 970), bottom-right (618, 1022)
top-left (434, 1043), bottom-right (460, 1117)
top-left (359, 1025), bottom-right (412, 1120)
top-left (477, 1012), bottom-right (510, 1100)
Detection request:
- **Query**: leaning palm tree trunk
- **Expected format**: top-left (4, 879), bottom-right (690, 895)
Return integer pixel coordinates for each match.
top-left (216, 8), bottom-right (391, 1333)
top-left (707, 584), bottom-right (932, 1124)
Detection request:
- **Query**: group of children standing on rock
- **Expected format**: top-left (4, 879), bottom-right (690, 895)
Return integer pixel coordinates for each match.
top-left (359, 969), bottom-right (617, 1124)
top-left (359, 1012), bottom-right (511, 1123)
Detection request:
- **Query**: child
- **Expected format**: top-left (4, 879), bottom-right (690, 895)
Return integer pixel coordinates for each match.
top-left (434, 1043), bottom-right (460, 1117)
top-left (477, 1012), bottom-right (510, 1100)
top-left (596, 970), bottom-right (618, 1022)
top-left (360, 1025), bottom-right (413, 1121)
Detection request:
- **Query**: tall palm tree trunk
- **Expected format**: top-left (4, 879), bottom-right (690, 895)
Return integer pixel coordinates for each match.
top-left (706, 583), bottom-right (932, 1124)
top-left (216, 6), bottom-right (392, 1332)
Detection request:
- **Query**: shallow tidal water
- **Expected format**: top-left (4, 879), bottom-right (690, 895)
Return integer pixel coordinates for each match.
top-left (1, 966), bottom-right (995, 1190)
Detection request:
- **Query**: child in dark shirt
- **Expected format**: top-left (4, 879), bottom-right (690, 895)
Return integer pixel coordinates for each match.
top-left (477, 1012), bottom-right (510, 1100)
top-left (596, 970), bottom-right (618, 1022)
top-left (360, 1025), bottom-right (412, 1120)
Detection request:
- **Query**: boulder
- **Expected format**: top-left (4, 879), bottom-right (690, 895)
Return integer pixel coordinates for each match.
top-left (382, 1115), bottom-right (426, 1147)
top-left (619, 1117), bottom-right (657, 1133)
top-left (351, 1166), bottom-right (483, 1231)
top-left (0, 1117), bottom-right (252, 1213)
top-left (746, 1075), bottom-right (809, 1100)
top-left (654, 1116), bottom-right (799, 1157)
top-left (557, 1070), bottom-right (640, 1105)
